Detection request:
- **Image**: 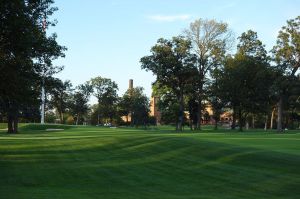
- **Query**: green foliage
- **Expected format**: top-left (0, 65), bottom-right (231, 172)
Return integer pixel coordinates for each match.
top-left (184, 18), bottom-right (234, 129)
top-left (152, 83), bottom-right (180, 125)
top-left (121, 87), bottom-right (150, 127)
top-left (0, 0), bottom-right (66, 133)
top-left (90, 76), bottom-right (119, 124)
top-left (45, 111), bottom-right (56, 123)
top-left (215, 30), bottom-right (275, 131)
top-left (141, 36), bottom-right (196, 130)
top-left (69, 82), bottom-right (93, 125)
top-left (141, 37), bottom-right (196, 93)
top-left (237, 30), bottom-right (268, 60)
top-left (219, 55), bottom-right (274, 130)
top-left (272, 16), bottom-right (300, 131)
top-left (48, 79), bottom-right (73, 124)
top-left (207, 79), bottom-right (226, 130)
top-left (272, 16), bottom-right (300, 76)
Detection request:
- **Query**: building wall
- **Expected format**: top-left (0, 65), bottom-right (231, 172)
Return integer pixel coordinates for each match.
top-left (150, 96), bottom-right (161, 124)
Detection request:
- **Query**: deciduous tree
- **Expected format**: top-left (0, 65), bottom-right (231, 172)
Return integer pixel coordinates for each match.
top-left (90, 77), bottom-right (118, 124)
top-left (217, 30), bottom-right (274, 131)
top-left (49, 79), bottom-right (73, 124)
top-left (0, 0), bottom-right (66, 133)
top-left (272, 16), bottom-right (300, 132)
top-left (121, 87), bottom-right (150, 128)
top-left (70, 82), bottom-right (93, 125)
top-left (184, 18), bottom-right (233, 130)
top-left (141, 36), bottom-right (196, 131)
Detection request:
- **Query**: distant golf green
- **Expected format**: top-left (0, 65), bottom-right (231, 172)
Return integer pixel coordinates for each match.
top-left (0, 124), bottom-right (299, 199)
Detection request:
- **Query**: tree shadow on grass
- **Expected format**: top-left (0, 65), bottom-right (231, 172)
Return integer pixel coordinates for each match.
top-left (0, 131), bottom-right (299, 199)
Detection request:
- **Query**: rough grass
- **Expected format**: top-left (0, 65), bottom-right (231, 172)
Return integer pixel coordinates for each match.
top-left (0, 125), bottom-right (299, 199)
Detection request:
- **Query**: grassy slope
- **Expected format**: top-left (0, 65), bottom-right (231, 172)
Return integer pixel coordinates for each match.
top-left (0, 125), bottom-right (299, 199)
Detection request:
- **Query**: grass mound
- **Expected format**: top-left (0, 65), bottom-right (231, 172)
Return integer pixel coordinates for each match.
top-left (19, 123), bottom-right (73, 131)
top-left (0, 123), bottom-right (7, 129)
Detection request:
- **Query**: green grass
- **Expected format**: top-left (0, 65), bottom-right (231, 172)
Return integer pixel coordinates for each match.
top-left (0, 123), bottom-right (8, 129)
top-left (0, 125), bottom-right (299, 199)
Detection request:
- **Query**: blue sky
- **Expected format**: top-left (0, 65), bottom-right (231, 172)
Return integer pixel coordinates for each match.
top-left (51, 0), bottom-right (300, 103)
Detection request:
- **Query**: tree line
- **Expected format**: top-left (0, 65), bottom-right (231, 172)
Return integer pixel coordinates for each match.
top-left (141, 17), bottom-right (300, 132)
top-left (1, 1), bottom-right (299, 133)
top-left (43, 76), bottom-right (152, 127)
top-left (0, 0), bottom-right (152, 133)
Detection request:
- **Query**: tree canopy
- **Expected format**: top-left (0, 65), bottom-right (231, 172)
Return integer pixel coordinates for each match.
top-left (0, 0), bottom-right (66, 133)
top-left (141, 36), bottom-right (196, 131)
top-left (184, 18), bottom-right (234, 129)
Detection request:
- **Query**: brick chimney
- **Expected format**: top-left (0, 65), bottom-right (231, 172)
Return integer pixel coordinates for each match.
top-left (129, 79), bottom-right (133, 89)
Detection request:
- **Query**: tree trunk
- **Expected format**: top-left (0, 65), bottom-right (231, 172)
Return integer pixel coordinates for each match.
top-left (270, 107), bottom-right (275, 129)
top-left (196, 103), bottom-right (202, 130)
top-left (214, 118), bottom-right (218, 130)
top-left (61, 112), bottom-right (65, 124)
top-left (8, 117), bottom-right (18, 134)
top-left (7, 115), bottom-right (13, 133)
top-left (13, 116), bottom-right (18, 133)
top-left (62, 112), bottom-right (64, 124)
top-left (264, 115), bottom-right (268, 131)
top-left (196, 82), bottom-right (203, 130)
top-left (177, 92), bottom-right (184, 131)
top-left (231, 107), bottom-right (236, 130)
top-left (76, 113), bottom-right (80, 125)
top-left (131, 113), bottom-right (134, 126)
top-left (59, 111), bottom-right (64, 124)
top-left (238, 108), bottom-right (243, 132)
top-left (277, 96), bottom-right (283, 132)
top-left (252, 115), bottom-right (255, 129)
top-left (7, 106), bottom-right (18, 134)
top-left (284, 113), bottom-right (289, 130)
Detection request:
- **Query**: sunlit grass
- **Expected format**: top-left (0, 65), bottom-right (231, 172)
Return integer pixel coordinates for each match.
top-left (0, 124), bottom-right (299, 198)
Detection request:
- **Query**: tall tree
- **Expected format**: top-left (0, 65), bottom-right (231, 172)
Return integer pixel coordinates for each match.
top-left (237, 30), bottom-right (268, 60)
top-left (237, 30), bottom-right (273, 129)
top-left (286, 78), bottom-right (300, 129)
top-left (217, 30), bottom-right (274, 131)
top-left (0, 0), bottom-right (66, 133)
top-left (152, 82), bottom-right (180, 125)
top-left (219, 56), bottom-right (273, 131)
top-left (49, 79), bottom-right (73, 124)
top-left (90, 77), bottom-right (118, 124)
top-left (121, 87), bottom-right (150, 128)
top-left (70, 82), bottom-right (93, 125)
top-left (117, 96), bottom-right (131, 124)
top-left (141, 36), bottom-right (196, 131)
top-left (184, 18), bottom-right (233, 130)
top-left (207, 69), bottom-right (226, 130)
top-left (272, 16), bottom-right (300, 132)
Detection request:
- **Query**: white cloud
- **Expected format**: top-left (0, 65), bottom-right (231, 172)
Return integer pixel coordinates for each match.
top-left (147, 14), bottom-right (191, 22)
